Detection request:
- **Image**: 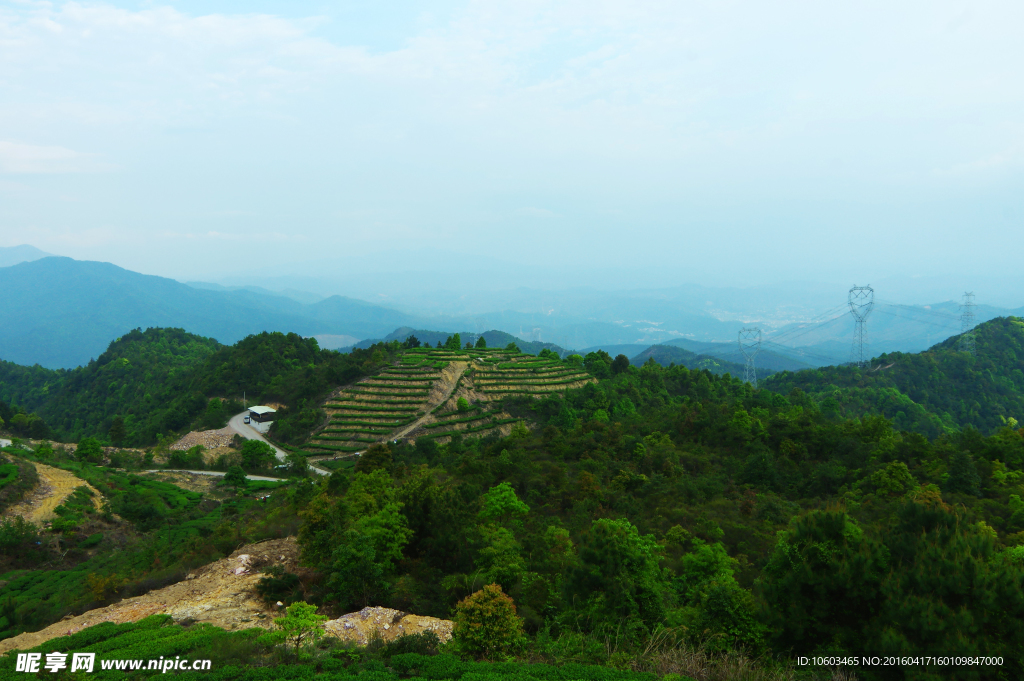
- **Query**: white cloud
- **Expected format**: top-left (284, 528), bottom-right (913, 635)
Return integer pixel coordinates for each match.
top-left (0, 179), bottom-right (31, 192)
top-left (1, 1), bottom-right (1022, 280)
top-left (0, 140), bottom-right (98, 173)
top-left (516, 207), bottom-right (556, 218)
top-left (932, 146), bottom-right (1023, 178)
top-left (0, 1), bottom-right (1020, 166)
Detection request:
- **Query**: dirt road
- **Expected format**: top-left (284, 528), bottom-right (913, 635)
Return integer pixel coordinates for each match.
top-left (226, 412), bottom-right (329, 476)
top-left (389, 360), bottom-right (469, 441)
top-left (142, 469), bottom-right (284, 481)
top-left (3, 462), bottom-right (102, 525)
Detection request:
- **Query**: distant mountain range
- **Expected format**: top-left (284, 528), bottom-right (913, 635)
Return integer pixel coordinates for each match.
top-left (0, 244), bottom-right (54, 268)
top-left (185, 281), bottom-right (327, 305)
top-left (628, 344), bottom-right (758, 378)
top-left (4, 246), bottom-right (1022, 371)
top-left (347, 327), bottom-right (570, 357)
top-left (0, 257), bottom-right (432, 368)
top-left (579, 339), bottom-right (813, 373)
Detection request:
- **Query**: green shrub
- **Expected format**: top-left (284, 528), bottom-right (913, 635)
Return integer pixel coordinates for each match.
top-left (256, 565), bottom-right (301, 602)
top-left (452, 584), bottom-right (526, 659)
top-left (0, 515), bottom-right (38, 551)
top-left (79, 532), bottom-right (103, 548)
top-left (379, 631), bottom-right (441, 658)
top-left (75, 437), bottom-right (104, 464)
top-left (391, 652), bottom-right (466, 678)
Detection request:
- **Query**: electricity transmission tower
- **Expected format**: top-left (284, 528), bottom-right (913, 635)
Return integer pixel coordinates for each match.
top-left (959, 292), bottom-right (976, 356)
top-left (738, 327), bottom-right (761, 387)
top-left (848, 285), bottom-right (874, 367)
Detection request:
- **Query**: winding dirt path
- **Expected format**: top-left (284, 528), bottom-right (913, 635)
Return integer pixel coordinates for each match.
top-left (3, 463), bottom-right (102, 525)
top-left (389, 361), bottom-right (468, 441)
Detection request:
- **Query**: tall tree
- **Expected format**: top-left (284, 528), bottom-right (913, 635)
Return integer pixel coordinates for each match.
top-left (108, 415), bottom-right (126, 445)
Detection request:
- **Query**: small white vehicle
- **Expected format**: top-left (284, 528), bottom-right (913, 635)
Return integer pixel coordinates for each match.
top-left (244, 416), bottom-right (251, 424)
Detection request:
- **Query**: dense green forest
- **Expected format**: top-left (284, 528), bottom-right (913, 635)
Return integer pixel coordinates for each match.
top-left (2, 319), bottom-right (1024, 679)
top-left (290, 359), bottom-right (1024, 675)
top-left (0, 328), bottom-right (402, 446)
top-left (762, 316), bottom-right (1024, 438)
top-left (1, 326), bottom-right (1023, 679)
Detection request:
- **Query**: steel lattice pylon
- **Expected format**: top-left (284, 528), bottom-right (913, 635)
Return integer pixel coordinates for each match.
top-left (849, 285), bottom-right (874, 367)
top-left (959, 292), bottom-right (976, 356)
top-left (738, 327), bottom-right (761, 387)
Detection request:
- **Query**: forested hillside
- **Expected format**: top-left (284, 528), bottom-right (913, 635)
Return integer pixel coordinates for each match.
top-left (3, 349), bottom-right (1024, 679)
top-left (0, 328), bottom-right (399, 446)
top-left (762, 316), bottom-right (1024, 437)
top-left (3, 327), bottom-right (1024, 679)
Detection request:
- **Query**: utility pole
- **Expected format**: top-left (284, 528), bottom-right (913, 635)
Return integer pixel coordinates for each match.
top-left (849, 285), bottom-right (874, 367)
top-left (959, 292), bottom-right (976, 356)
top-left (738, 327), bottom-right (761, 387)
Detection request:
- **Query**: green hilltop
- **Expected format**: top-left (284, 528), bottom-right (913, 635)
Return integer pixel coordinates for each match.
top-left (352, 327), bottom-right (570, 357)
top-left (762, 316), bottom-right (1024, 437)
top-left (306, 340), bottom-right (594, 462)
top-left (0, 328), bottom-right (378, 446)
top-left (0, 328), bottom-right (568, 448)
top-left (628, 344), bottom-right (768, 378)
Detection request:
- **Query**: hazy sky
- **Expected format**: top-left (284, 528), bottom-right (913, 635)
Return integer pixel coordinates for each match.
top-left (1, 1), bottom-right (1021, 289)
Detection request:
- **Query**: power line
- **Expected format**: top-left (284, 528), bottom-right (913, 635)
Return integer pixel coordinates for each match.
top-left (959, 292), bottom-right (976, 356)
top-left (849, 285), bottom-right (874, 367)
top-left (762, 310), bottom-right (851, 347)
top-left (738, 327), bottom-right (761, 387)
top-left (760, 340), bottom-right (845, 366)
top-left (760, 304), bottom-right (851, 345)
top-left (666, 288), bottom-right (976, 372)
top-left (873, 299), bottom-right (961, 321)
top-left (690, 340), bottom-right (837, 369)
top-left (872, 308), bottom-right (960, 332)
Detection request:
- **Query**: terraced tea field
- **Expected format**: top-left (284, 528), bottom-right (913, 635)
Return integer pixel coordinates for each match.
top-left (467, 354), bottom-right (594, 397)
top-left (410, 346), bottom-right (593, 443)
top-left (305, 355), bottom-right (449, 456)
top-left (304, 345), bottom-right (595, 455)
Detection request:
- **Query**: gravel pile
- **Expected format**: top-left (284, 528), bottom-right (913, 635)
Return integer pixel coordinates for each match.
top-left (323, 606), bottom-right (453, 645)
top-left (170, 428), bottom-right (235, 451)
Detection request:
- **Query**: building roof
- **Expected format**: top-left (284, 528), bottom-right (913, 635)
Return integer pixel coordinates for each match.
top-left (249, 406), bottom-right (277, 415)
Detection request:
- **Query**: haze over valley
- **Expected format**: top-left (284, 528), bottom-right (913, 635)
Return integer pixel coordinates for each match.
top-left (3, 245), bottom-right (1022, 371)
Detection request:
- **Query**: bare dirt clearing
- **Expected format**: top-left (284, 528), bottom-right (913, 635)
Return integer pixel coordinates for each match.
top-left (2, 463), bottom-right (103, 525)
top-left (0, 537), bottom-right (300, 655)
top-left (0, 537), bottom-right (453, 655)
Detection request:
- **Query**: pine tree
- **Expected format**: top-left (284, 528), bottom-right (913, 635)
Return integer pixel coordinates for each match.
top-left (944, 450), bottom-right (981, 496)
top-left (108, 415), bottom-right (126, 445)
